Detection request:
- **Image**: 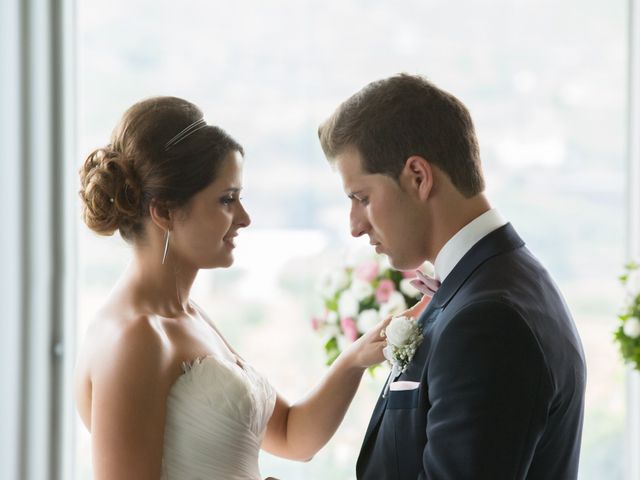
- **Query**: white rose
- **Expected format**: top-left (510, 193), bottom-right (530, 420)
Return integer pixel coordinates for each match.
top-left (350, 279), bottom-right (374, 301)
top-left (337, 334), bottom-right (350, 352)
top-left (338, 290), bottom-right (359, 319)
top-left (320, 323), bottom-right (341, 342)
top-left (421, 262), bottom-right (435, 278)
top-left (380, 291), bottom-right (407, 319)
top-left (378, 254), bottom-right (392, 271)
top-left (385, 316), bottom-right (414, 346)
top-left (400, 278), bottom-right (421, 298)
top-left (320, 269), bottom-right (350, 299)
top-left (357, 309), bottom-right (380, 333)
top-left (626, 270), bottom-right (640, 298)
top-left (326, 310), bottom-right (339, 325)
top-left (624, 317), bottom-right (640, 338)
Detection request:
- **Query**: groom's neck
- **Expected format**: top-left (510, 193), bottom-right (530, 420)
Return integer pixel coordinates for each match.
top-left (427, 192), bottom-right (492, 263)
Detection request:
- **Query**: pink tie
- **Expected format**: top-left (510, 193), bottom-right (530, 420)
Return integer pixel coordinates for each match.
top-left (409, 270), bottom-right (441, 296)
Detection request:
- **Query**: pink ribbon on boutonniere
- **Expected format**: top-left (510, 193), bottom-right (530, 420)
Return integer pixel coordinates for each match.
top-left (409, 270), bottom-right (441, 296)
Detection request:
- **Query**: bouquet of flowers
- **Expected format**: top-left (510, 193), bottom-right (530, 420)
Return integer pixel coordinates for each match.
top-left (614, 261), bottom-right (640, 371)
top-left (311, 252), bottom-right (429, 367)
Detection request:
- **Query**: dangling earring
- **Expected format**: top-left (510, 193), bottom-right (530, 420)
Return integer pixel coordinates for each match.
top-left (162, 230), bottom-right (171, 265)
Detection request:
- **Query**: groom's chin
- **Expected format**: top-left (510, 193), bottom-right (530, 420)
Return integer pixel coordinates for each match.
top-left (388, 254), bottom-right (424, 272)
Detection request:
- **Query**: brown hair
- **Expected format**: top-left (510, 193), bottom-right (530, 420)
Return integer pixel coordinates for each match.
top-left (79, 96), bottom-right (243, 242)
top-left (318, 74), bottom-right (484, 197)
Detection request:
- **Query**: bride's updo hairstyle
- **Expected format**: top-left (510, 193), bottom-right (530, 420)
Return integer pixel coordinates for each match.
top-left (79, 96), bottom-right (243, 242)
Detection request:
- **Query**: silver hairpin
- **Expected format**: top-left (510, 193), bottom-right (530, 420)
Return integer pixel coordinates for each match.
top-left (164, 118), bottom-right (207, 151)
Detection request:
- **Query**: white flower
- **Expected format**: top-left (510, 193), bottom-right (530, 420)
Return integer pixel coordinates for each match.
top-left (385, 316), bottom-right (415, 346)
top-left (421, 261), bottom-right (436, 278)
top-left (326, 310), bottom-right (339, 325)
top-left (378, 254), bottom-right (392, 271)
top-left (400, 278), bottom-right (421, 298)
top-left (357, 309), bottom-right (380, 333)
top-left (382, 315), bottom-right (423, 398)
top-left (320, 269), bottom-right (350, 299)
top-left (350, 278), bottom-right (374, 301)
top-left (380, 291), bottom-right (407, 319)
top-left (337, 335), bottom-right (350, 352)
top-left (624, 317), bottom-right (640, 338)
top-left (320, 323), bottom-right (341, 342)
top-left (626, 269), bottom-right (640, 299)
top-left (338, 290), bottom-right (359, 319)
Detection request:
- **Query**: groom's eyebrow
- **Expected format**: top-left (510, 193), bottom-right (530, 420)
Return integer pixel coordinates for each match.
top-left (223, 187), bottom-right (241, 193)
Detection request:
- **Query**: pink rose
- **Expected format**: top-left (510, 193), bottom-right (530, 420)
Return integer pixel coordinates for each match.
top-left (340, 317), bottom-right (359, 342)
top-left (311, 317), bottom-right (323, 331)
top-left (376, 279), bottom-right (396, 303)
top-left (354, 260), bottom-right (379, 282)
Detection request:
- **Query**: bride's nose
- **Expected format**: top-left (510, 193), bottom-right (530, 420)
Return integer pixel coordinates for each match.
top-left (235, 201), bottom-right (251, 228)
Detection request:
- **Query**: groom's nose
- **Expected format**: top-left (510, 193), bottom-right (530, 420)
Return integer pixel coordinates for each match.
top-left (350, 207), bottom-right (368, 237)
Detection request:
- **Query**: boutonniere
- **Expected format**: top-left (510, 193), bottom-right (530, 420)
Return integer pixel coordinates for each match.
top-left (382, 315), bottom-right (423, 397)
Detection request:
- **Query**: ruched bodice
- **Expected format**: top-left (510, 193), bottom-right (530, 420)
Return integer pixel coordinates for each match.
top-left (161, 355), bottom-right (276, 480)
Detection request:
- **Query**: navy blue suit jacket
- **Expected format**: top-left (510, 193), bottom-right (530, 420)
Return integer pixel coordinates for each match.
top-left (356, 224), bottom-right (586, 480)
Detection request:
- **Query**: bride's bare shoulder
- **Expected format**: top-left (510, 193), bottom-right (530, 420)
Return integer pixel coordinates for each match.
top-left (77, 300), bottom-right (176, 390)
top-left (74, 304), bottom-right (173, 429)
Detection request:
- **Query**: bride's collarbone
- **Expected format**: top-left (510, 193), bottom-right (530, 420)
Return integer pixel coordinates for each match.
top-left (163, 315), bottom-right (238, 367)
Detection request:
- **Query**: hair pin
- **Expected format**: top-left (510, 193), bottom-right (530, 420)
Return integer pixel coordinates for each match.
top-left (164, 118), bottom-right (207, 151)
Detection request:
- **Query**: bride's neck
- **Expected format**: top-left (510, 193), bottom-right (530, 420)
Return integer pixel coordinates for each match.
top-left (117, 250), bottom-right (198, 318)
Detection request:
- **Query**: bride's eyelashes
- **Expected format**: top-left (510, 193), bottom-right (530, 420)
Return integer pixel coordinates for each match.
top-left (219, 194), bottom-right (242, 206)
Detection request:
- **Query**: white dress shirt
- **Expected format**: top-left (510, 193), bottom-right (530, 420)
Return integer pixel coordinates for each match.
top-left (433, 209), bottom-right (507, 282)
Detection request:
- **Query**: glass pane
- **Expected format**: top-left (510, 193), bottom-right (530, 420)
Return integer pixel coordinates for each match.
top-left (76, 1), bottom-right (627, 478)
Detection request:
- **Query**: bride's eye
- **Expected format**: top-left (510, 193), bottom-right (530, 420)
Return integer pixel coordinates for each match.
top-left (220, 195), bottom-right (236, 206)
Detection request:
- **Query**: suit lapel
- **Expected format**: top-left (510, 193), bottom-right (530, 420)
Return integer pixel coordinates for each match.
top-left (430, 223), bottom-right (525, 311)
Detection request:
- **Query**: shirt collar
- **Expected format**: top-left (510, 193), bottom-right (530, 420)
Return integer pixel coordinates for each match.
top-left (433, 209), bottom-right (507, 282)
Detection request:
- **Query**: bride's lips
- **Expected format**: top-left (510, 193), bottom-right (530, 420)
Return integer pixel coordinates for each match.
top-left (224, 234), bottom-right (238, 248)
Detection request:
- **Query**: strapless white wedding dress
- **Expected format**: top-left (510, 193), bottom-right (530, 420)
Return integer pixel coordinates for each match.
top-left (161, 355), bottom-right (276, 480)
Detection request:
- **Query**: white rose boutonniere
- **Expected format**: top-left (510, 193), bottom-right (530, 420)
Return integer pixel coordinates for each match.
top-left (382, 315), bottom-right (423, 397)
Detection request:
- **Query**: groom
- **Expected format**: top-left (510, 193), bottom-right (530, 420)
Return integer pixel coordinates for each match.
top-left (318, 74), bottom-right (586, 479)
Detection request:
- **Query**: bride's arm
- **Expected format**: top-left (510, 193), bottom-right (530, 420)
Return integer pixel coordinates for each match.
top-left (261, 294), bottom-right (432, 461)
top-left (261, 317), bottom-right (389, 461)
top-left (88, 316), bottom-right (172, 480)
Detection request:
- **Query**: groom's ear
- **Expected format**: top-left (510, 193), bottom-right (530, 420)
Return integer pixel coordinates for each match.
top-left (402, 155), bottom-right (433, 202)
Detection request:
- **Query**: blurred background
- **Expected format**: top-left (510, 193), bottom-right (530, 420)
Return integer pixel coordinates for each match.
top-left (2, 0), bottom-right (638, 479)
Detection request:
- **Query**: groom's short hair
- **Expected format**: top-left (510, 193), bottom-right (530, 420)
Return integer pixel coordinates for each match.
top-left (318, 74), bottom-right (485, 198)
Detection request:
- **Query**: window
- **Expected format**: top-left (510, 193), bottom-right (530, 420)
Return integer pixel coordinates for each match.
top-left (76, 1), bottom-right (628, 478)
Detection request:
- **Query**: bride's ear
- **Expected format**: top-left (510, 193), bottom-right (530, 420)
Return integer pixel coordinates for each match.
top-left (149, 199), bottom-right (173, 231)
top-left (402, 155), bottom-right (433, 201)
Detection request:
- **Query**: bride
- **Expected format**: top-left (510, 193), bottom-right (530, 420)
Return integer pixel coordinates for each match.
top-left (74, 96), bottom-right (390, 480)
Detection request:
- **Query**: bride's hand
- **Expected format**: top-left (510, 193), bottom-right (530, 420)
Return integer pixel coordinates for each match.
top-left (341, 316), bottom-right (392, 369)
